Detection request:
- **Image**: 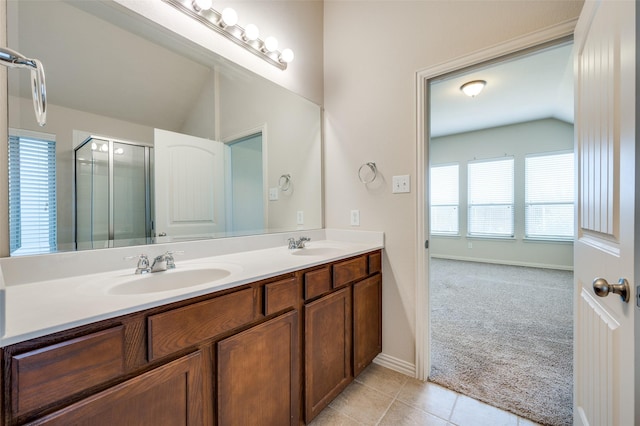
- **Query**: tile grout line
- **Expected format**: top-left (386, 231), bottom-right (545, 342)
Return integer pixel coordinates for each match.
top-left (447, 393), bottom-right (461, 425)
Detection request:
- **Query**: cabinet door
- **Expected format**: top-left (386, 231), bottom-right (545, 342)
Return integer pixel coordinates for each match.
top-left (353, 274), bottom-right (382, 376)
top-left (217, 310), bottom-right (299, 426)
top-left (304, 287), bottom-right (352, 422)
top-left (28, 351), bottom-right (204, 425)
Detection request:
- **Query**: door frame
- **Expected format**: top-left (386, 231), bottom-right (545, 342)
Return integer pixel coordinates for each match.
top-left (222, 124), bottom-right (269, 233)
top-left (414, 19), bottom-right (577, 381)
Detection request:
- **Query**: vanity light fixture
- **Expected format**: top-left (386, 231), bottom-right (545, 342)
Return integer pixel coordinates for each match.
top-left (192, 0), bottom-right (212, 12)
top-left (460, 80), bottom-right (486, 97)
top-left (263, 36), bottom-right (278, 53)
top-left (243, 24), bottom-right (260, 42)
top-left (280, 48), bottom-right (294, 64)
top-left (220, 7), bottom-right (238, 28)
top-left (163, 0), bottom-right (293, 70)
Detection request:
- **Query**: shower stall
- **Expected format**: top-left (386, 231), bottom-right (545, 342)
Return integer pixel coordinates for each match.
top-left (74, 136), bottom-right (154, 250)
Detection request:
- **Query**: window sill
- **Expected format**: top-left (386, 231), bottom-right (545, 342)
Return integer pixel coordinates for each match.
top-left (524, 237), bottom-right (574, 244)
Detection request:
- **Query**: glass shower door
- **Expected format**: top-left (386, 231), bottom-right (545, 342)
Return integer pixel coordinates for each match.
top-left (75, 139), bottom-right (109, 250)
top-left (112, 142), bottom-right (149, 247)
top-left (75, 137), bottom-right (152, 250)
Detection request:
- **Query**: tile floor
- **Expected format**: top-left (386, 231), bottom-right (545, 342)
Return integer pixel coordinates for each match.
top-left (309, 363), bottom-right (541, 426)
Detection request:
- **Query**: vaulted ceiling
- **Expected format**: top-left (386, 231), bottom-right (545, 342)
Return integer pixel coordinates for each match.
top-left (430, 42), bottom-right (574, 138)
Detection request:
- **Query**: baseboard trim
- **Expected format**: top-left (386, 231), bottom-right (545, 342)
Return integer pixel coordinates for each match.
top-left (430, 254), bottom-right (574, 271)
top-left (373, 353), bottom-right (416, 378)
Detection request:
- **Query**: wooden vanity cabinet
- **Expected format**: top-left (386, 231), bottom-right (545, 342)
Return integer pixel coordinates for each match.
top-left (353, 274), bottom-right (382, 376)
top-left (217, 310), bottom-right (299, 425)
top-left (1, 250), bottom-right (382, 426)
top-left (303, 250), bottom-right (383, 423)
top-left (23, 351), bottom-right (205, 426)
top-left (304, 287), bottom-right (352, 422)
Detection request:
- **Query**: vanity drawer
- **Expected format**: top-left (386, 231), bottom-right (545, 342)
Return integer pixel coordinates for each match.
top-left (368, 251), bottom-right (382, 275)
top-left (148, 288), bottom-right (257, 361)
top-left (11, 326), bottom-right (125, 416)
top-left (264, 277), bottom-right (299, 316)
top-left (304, 267), bottom-right (332, 300)
top-left (332, 256), bottom-right (368, 289)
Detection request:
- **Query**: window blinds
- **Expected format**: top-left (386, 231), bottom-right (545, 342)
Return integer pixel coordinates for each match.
top-left (8, 135), bottom-right (57, 255)
top-left (468, 157), bottom-right (514, 237)
top-left (525, 152), bottom-right (574, 239)
top-left (430, 164), bottom-right (459, 235)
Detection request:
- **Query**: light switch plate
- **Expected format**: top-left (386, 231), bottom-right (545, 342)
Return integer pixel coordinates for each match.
top-left (392, 175), bottom-right (411, 193)
top-left (350, 210), bottom-right (360, 226)
top-left (269, 187), bottom-right (278, 201)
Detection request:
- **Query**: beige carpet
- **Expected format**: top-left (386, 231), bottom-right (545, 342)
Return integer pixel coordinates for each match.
top-left (429, 258), bottom-right (573, 426)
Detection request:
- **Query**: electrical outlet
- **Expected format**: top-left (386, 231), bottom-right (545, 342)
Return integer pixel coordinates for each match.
top-left (269, 187), bottom-right (278, 201)
top-left (350, 210), bottom-right (360, 226)
top-left (468, 242), bottom-right (473, 249)
top-left (296, 211), bottom-right (304, 225)
top-left (392, 175), bottom-right (411, 193)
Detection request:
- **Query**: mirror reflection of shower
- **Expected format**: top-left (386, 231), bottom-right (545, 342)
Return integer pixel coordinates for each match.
top-left (74, 136), bottom-right (153, 250)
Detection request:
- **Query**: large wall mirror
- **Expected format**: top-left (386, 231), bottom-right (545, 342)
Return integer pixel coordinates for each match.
top-left (6, 0), bottom-right (322, 255)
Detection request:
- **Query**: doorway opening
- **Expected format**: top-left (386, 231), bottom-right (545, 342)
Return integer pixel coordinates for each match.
top-left (225, 132), bottom-right (264, 235)
top-left (425, 40), bottom-right (575, 425)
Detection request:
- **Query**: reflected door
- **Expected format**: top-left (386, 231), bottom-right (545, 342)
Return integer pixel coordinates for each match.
top-left (154, 129), bottom-right (225, 242)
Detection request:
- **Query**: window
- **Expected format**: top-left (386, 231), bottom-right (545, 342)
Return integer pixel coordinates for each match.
top-left (8, 132), bottom-right (57, 255)
top-left (430, 164), bottom-right (459, 235)
top-left (525, 152), bottom-right (574, 240)
top-left (468, 157), bottom-right (514, 237)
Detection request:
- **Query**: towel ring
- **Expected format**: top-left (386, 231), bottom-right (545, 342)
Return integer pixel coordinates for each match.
top-left (278, 174), bottom-right (291, 191)
top-left (358, 162), bottom-right (378, 184)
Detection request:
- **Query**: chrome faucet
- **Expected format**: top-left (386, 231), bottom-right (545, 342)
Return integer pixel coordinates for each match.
top-left (288, 236), bottom-right (311, 249)
top-left (151, 251), bottom-right (181, 272)
top-left (126, 254), bottom-right (151, 274)
top-left (126, 251), bottom-right (183, 274)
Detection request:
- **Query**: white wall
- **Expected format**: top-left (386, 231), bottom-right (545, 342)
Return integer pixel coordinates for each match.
top-left (430, 118), bottom-right (574, 270)
top-left (217, 71), bottom-right (323, 233)
top-left (323, 1), bottom-right (583, 369)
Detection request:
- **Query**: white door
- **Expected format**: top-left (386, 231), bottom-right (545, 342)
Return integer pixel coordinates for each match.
top-left (574, 1), bottom-right (636, 425)
top-left (154, 129), bottom-right (225, 242)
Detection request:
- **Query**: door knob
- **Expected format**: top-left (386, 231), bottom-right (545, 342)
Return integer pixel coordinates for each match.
top-left (592, 277), bottom-right (630, 303)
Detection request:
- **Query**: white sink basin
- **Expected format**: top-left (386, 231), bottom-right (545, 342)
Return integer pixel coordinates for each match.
top-left (107, 268), bottom-right (233, 295)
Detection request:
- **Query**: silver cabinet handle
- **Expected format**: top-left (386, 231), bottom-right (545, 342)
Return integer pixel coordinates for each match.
top-left (592, 277), bottom-right (630, 303)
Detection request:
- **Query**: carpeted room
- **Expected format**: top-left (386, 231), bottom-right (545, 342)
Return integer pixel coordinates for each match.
top-left (428, 46), bottom-right (575, 425)
top-left (429, 258), bottom-right (573, 426)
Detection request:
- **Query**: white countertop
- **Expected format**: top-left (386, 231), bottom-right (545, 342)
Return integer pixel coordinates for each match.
top-left (0, 230), bottom-right (383, 347)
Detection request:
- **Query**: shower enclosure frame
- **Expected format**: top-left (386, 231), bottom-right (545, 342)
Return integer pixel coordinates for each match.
top-left (74, 135), bottom-right (154, 250)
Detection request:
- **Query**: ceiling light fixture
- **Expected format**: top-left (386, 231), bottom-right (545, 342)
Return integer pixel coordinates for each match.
top-left (460, 80), bottom-right (486, 97)
top-left (164, 0), bottom-right (293, 70)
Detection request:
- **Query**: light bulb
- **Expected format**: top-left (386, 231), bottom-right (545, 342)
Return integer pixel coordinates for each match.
top-left (221, 8), bottom-right (238, 27)
top-left (100, 144), bottom-right (108, 152)
top-left (460, 80), bottom-right (486, 97)
top-left (244, 24), bottom-right (259, 41)
top-left (264, 36), bottom-right (278, 52)
top-left (192, 0), bottom-right (212, 11)
top-left (280, 48), bottom-right (294, 63)
top-left (91, 142), bottom-right (97, 151)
